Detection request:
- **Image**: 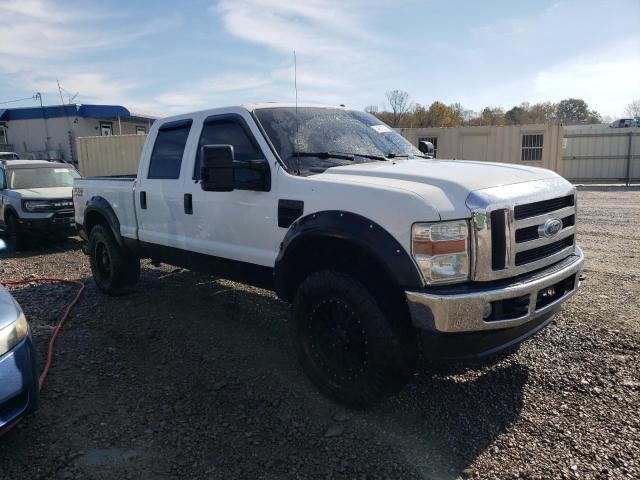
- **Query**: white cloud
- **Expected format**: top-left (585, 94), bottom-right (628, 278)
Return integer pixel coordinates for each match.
top-left (203, 0), bottom-right (390, 107)
top-left (0, 0), bottom-right (179, 112)
top-left (534, 40), bottom-right (640, 117)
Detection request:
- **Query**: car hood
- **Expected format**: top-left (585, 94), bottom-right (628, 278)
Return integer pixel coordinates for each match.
top-left (0, 285), bottom-right (23, 331)
top-left (317, 158), bottom-right (563, 219)
top-left (10, 187), bottom-right (73, 199)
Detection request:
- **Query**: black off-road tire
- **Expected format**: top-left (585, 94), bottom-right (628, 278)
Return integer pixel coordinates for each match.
top-left (89, 225), bottom-right (140, 296)
top-left (292, 270), bottom-right (417, 409)
top-left (5, 214), bottom-right (23, 253)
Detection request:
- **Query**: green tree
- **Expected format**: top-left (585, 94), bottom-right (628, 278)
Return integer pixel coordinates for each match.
top-left (505, 105), bottom-right (528, 125)
top-left (556, 98), bottom-right (601, 124)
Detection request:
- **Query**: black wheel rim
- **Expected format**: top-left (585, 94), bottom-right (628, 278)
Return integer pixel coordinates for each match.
top-left (306, 297), bottom-right (369, 387)
top-left (95, 241), bottom-right (112, 280)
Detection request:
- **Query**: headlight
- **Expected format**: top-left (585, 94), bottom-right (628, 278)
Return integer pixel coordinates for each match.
top-left (0, 311), bottom-right (28, 356)
top-left (23, 200), bottom-right (51, 212)
top-left (412, 220), bottom-right (470, 284)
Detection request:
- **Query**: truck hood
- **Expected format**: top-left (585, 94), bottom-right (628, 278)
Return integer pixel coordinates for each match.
top-left (10, 187), bottom-right (72, 199)
top-left (317, 158), bottom-right (562, 219)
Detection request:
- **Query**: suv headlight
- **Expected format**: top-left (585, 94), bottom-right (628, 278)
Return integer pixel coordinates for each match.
top-left (0, 311), bottom-right (28, 356)
top-left (23, 200), bottom-right (51, 212)
top-left (412, 220), bottom-right (470, 284)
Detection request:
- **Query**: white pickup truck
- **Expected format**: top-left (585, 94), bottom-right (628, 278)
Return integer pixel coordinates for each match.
top-left (73, 104), bottom-right (584, 407)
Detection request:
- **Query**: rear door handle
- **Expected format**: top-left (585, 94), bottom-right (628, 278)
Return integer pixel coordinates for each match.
top-left (184, 193), bottom-right (193, 214)
top-left (140, 191), bottom-right (147, 209)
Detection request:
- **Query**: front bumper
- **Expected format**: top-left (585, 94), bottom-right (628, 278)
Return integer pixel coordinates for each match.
top-left (406, 246), bottom-right (584, 333)
top-left (15, 212), bottom-right (75, 232)
top-left (0, 335), bottom-right (39, 432)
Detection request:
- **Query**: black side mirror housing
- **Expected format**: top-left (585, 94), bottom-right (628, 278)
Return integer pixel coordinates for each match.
top-left (201, 145), bottom-right (235, 192)
top-left (418, 141), bottom-right (435, 157)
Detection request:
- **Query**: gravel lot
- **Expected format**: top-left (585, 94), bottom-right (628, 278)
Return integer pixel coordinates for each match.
top-left (0, 188), bottom-right (638, 480)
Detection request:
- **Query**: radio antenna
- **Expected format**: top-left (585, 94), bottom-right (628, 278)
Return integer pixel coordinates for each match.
top-left (293, 50), bottom-right (301, 175)
top-left (294, 50), bottom-right (299, 115)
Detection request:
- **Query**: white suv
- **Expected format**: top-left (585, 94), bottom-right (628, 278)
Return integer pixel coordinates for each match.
top-left (0, 160), bottom-right (79, 251)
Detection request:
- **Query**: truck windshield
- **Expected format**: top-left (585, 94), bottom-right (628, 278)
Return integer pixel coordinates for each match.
top-left (253, 107), bottom-right (422, 174)
top-left (7, 167), bottom-right (79, 189)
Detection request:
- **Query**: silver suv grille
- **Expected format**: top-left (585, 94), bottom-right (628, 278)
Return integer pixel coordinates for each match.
top-left (468, 179), bottom-right (578, 282)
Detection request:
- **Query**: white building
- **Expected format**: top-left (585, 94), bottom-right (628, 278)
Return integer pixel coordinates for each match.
top-left (0, 104), bottom-right (156, 165)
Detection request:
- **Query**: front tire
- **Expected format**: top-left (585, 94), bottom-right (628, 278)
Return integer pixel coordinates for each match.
top-left (292, 270), bottom-right (417, 409)
top-left (5, 215), bottom-right (23, 253)
top-left (89, 225), bottom-right (140, 296)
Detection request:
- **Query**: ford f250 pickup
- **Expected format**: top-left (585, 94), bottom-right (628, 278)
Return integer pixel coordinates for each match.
top-left (73, 104), bottom-right (584, 407)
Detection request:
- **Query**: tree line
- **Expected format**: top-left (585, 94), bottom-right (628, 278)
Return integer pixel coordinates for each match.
top-left (365, 90), bottom-right (638, 128)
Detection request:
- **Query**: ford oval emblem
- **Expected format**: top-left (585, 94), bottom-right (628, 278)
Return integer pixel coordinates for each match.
top-left (539, 218), bottom-right (563, 238)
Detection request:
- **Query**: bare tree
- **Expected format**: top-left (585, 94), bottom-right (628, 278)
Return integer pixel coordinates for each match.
top-left (625, 99), bottom-right (640, 117)
top-left (364, 104), bottom-right (379, 114)
top-left (385, 90), bottom-right (410, 127)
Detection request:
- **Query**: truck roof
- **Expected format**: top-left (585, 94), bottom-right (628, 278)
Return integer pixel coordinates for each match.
top-left (155, 103), bottom-right (348, 125)
top-left (1, 160), bottom-right (71, 169)
top-left (241, 102), bottom-right (347, 111)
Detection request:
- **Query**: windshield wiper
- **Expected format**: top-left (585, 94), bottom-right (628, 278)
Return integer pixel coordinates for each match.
top-left (291, 151), bottom-right (355, 161)
top-left (387, 152), bottom-right (432, 159)
top-left (351, 152), bottom-right (390, 161)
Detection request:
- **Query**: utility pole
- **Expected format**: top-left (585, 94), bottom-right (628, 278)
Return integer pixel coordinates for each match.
top-left (36, 92), bottom-right (51, 151)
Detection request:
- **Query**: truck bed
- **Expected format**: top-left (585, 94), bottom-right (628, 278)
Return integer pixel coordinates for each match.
top-left (74, 176), bottom-right (137, 240)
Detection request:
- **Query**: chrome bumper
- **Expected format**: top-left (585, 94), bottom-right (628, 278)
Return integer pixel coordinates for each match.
top-left (406, 247), bottom-right (584, 333)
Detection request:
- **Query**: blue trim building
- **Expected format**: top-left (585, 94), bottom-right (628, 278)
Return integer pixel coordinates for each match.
top-left (0, 104), bottom-right (156, 164)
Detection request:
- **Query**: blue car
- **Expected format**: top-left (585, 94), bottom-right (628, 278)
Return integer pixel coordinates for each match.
top-left (0, 276), bottom-right (38, 433)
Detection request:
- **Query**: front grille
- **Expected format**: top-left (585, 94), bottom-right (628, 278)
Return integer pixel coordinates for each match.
top-left (490, 210), bottom-right (507, 269)
top-left (514, 195), bottom-right (574, 220)
top-left (515, 235), bottom-right (574, 265)
top-left (49, 200), bottom-right (74, 211)
top-left (482, 191), bottom-right (577, 280)
top-left (515, 214), bottom-right (575, 243)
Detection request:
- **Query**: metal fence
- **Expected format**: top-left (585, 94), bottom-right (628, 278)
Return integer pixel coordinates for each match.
top-left (76, 134), bottom-right (146, 177)
top-left (75, 125), bottom-right (639, 183)
top-left (561, 126), bottom-right (638, 184)
top-left (401, 124), bottom-right (639, 183)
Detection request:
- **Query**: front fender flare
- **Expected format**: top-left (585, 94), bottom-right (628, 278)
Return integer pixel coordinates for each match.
top-left (274, 210), bottom-right (423, 301)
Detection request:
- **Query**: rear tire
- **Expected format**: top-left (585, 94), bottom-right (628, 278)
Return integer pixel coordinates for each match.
top-left (292, 270), bottom-right (417, 409)
top-left (89, 225), bottom-right (140, 296)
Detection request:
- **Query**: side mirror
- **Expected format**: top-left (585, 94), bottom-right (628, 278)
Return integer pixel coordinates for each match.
top-left (200, 144), bottom-right (235, 192)
top-left (418, 141), bottom-right (435, 157)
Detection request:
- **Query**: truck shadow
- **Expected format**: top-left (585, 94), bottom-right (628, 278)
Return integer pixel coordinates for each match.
top-left (2, 266), bottom-right (527, 479)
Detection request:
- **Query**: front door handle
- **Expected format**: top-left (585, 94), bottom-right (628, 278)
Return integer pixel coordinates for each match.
top-left (184, 193), bottom-right (193, 215)
top-left (140, 191), bottom-right (147, 209)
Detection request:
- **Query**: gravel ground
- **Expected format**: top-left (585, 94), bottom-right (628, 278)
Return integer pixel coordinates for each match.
top-left (0, 188), bottom-right (638, 480)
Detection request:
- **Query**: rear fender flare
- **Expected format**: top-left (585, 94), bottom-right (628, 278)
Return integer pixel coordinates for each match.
top-left (83, 196), bottom-right (124, 248)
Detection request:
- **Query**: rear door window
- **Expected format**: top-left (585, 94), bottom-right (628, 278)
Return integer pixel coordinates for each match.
top-left (148, 119), bottom-right (193, 179)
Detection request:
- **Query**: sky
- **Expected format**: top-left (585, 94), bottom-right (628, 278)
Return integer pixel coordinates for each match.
top-left (1, 0), bottom-right (639, 118)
